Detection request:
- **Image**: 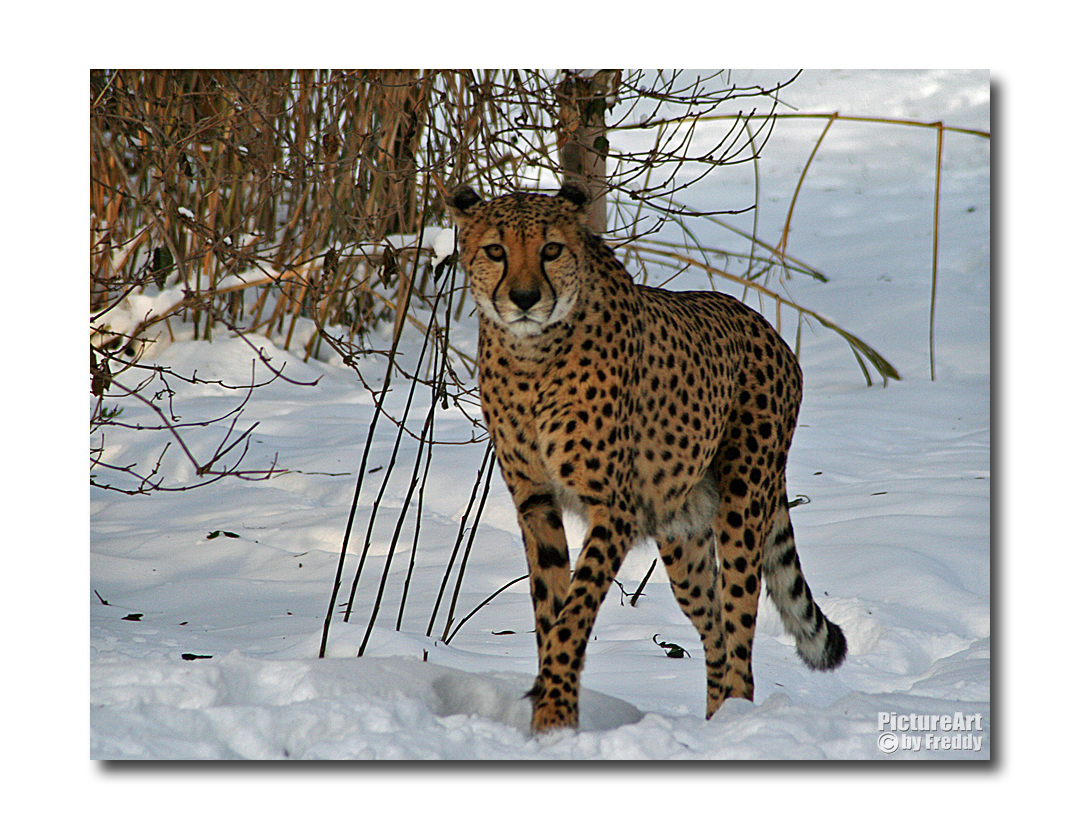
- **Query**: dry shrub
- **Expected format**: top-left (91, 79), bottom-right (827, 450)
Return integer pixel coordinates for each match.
top-left (91, 70), bottom-right (798, 491)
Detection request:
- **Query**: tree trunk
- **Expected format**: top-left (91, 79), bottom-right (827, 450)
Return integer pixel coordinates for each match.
top-left (556, 70), bottom-right (620, 234)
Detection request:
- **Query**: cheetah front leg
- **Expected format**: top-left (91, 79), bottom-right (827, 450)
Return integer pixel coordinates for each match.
top-left (528, 505), bottom-right (635, 733)
top-left (512, 490), bottom-right (572, 651)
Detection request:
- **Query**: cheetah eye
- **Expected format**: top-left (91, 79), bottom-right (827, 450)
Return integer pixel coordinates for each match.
top-left (541, 242), bottom-right (564, 262)
top-left (482, 244), bottom-right (506, 262)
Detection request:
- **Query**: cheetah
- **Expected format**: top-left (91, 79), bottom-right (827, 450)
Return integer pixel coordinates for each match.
top-left (448, 183), bottom-right (846, 733)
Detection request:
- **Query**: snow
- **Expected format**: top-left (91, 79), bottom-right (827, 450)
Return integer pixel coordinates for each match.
top-left (92, 286), bottom-right (187, 346)
top-left (88, 71), bottom-right (992, 768)
top-left (338, 225), bottom-right (454, 264)
top-left (431, 227), bottom-right (457, 267)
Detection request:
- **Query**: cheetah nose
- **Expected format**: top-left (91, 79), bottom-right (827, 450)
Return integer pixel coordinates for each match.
top-left (508, 287), bottom-right (542, 311)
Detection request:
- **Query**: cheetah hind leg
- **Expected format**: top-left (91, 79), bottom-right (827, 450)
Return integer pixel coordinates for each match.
top-left (657, 530), bottom-right (728, 719)
top-left (762, 501), bottom-right (847, 671)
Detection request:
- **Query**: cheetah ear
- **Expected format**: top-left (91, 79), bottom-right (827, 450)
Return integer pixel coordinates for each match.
top-left (556, 182), bottom-right (590, 213)
top-left (447, 184), bottom-right (484, 226)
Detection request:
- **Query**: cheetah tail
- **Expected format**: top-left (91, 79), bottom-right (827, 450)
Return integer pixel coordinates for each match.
top-left (761, 502), bottom-right (847, 671)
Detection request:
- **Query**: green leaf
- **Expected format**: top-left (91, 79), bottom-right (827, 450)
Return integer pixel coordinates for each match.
top-left (653, 634), bottom-right (690, 658)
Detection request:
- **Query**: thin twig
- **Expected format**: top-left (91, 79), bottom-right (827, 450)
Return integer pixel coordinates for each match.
top-left (440, 449), bottom-right (497, 643)
top-left (930, 122), bottom-right (944, 381)
top-left (445, 575), bottom-right (529, 644)
top-left (629, 559), bottom-right (658, 608)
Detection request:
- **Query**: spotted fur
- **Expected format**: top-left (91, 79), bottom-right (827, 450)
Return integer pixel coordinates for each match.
top-left (448, 184), bottom-right (846, 733)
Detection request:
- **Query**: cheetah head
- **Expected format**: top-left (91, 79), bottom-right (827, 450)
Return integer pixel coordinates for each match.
top-left (447, 184), bottom-right (590, 337)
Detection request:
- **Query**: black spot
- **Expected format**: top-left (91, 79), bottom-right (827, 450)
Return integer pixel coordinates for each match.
top-left (536, 543), bottom-right (568, 569)
top-left (520, 493), bottom-right (555, 513)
